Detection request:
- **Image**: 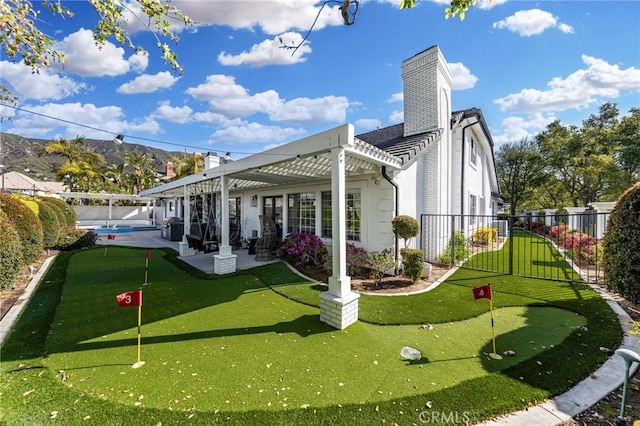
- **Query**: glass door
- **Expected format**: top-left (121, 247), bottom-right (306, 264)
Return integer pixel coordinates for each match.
top-left (263, 196), bottom-right (283, 239)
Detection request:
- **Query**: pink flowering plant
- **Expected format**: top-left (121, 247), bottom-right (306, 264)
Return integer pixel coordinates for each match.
top-left (280, 232), bottom-right (327, 268)
top-left (346, 243), bottom-right (372, 278)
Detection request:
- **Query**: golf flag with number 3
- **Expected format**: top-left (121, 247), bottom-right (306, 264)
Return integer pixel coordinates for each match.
top-left (472, 284), bottom-right (492, 300)
top-left (116, 290), bottom-right (142, 307)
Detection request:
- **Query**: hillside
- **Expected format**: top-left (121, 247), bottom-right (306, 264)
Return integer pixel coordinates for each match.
top-left (0, 133), bottom-right (183, 181)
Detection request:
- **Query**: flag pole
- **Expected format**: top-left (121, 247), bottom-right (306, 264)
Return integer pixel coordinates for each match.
top-left (144, 251), bottom-right (150, 285)
top-left (132, 287), bottom-right (145, 368)
top-left (104, 236), bottom-right (109, 256)
top-left (488, 284), bottom-right (502, 360)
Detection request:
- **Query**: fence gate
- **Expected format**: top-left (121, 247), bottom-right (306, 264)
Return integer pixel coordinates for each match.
top-left (420, 212), bottom-right (608, 285)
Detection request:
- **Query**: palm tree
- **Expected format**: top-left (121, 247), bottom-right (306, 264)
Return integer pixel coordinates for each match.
top-left (168, 151), bottom-right (204, 179)
top-left (105, 163), bottom-right (126, 192)
top-left (39, 136), bottom-right (105, 192)
top-left (124, 152), bottom-right (155, 194)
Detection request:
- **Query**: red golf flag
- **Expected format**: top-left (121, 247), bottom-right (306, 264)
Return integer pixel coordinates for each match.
top-left (107, 234), bottom-right (115, 240)
top-left (146, 250), bottom-right (151, 259)
top-left (116, 290), bottom-right (142, 307)
top-left (472, 284), bottom-right (492, 300)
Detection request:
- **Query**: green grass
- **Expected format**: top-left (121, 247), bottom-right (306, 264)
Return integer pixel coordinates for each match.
top-left (0, 241), bottom-right (622, 425)
top-left (466, 229), bottom-right (581, 281)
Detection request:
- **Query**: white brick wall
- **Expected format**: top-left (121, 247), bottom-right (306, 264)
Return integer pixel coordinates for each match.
top-left (213, 253), bottom-right (237, 275)
top-left (319, 292), bottom-right (360, 330)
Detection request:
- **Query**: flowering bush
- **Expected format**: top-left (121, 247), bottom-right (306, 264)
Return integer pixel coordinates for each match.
top-left (548, 225), bottom-right (569, 242)
top-left (346, 243), bottom-right (372, 277)
top-left (280, 232), bottom-right (327, 268)
top-left (472, 227), bottom-right (497, 245)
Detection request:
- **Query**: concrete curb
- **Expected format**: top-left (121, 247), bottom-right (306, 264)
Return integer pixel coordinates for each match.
top-left (0, 255), bottom-right (56, 346)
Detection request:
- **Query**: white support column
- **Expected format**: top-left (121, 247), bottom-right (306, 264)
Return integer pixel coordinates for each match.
top-left (179, 184), bottom-right (194, 256)
top-left (320, 143), bottom-right (359, 330)
top-left (214, 173), bottom-right (237, 274)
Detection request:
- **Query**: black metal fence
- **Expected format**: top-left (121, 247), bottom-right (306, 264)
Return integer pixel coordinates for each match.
top-left (420, 211), bottom-right (610, 284)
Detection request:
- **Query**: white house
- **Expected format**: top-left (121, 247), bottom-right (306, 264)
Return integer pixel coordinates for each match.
top-left (140, 45), bottom-right (500, 330)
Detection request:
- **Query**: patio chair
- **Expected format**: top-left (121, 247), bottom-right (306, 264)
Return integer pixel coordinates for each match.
top-left (255, 215), bottom-right (277, 261)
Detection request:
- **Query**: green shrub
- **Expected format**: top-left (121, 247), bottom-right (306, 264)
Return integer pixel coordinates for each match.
top-left (35, 200), bottom-right (60, 249)
top-left (0, 193), bottom-right (43, 265)
top-left (472, 227), bottom-right (497, 245)
top-left (438, 231), bottom-right (469, 265)
top-left (40, 198), bottom-right (67, 245)
top-left (370, 248), bottom-right (395, 286)
top-left (42, 197), bottom-right (76, 226)
top-left (57, 230), bottom-right (98, 251)
top-left (603, 182), bottom-right (640, 304)
top-left (0, 209), bottom-right (22, 290)
top-left (400, 248), bottom-right (424, 283)
top-left (392, 215), bottom-right (420, 247)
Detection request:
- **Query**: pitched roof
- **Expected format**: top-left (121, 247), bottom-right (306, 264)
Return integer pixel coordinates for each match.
top-left (356, 123), bottom-right (442, 167)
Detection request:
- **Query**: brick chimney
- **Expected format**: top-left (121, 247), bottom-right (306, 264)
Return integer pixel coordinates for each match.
top-left (165, 161), bottom-right (175, 179)
top-left (401, 45), bottom-right (452, 137)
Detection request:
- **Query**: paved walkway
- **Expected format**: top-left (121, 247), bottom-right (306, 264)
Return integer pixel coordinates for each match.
top-left (1, 227), bottom-right (639, 425)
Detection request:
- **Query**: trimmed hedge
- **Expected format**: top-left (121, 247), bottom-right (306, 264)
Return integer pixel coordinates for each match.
top-left (400, 247), bottom-right (424, 283)
top-left (42, 197), bottom-right (76, 226)
top-left (40, 198), bottom-right (67, 245)
top-left (0, 209), bottom-right (22, 290)
top-left (603, 182), bottom-right (640, 304)
top-left (35, 200), bottom-right (60, 249)
top-left (0, 193), bottom-right (43, 265)
top-left (392, 215), bottom-right (420, 247)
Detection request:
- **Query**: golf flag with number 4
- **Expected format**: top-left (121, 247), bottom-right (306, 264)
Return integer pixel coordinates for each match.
top-left (116, 290), bottom-right (142, 307)
top-left (472, 284), bottom-right (492, 300)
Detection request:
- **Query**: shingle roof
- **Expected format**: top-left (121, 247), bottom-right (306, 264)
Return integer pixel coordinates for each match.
top-left (356, 123), bottom-right (442, 167)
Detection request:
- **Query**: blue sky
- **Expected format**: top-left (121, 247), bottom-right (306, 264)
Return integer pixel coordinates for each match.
top-left (1, 0), bottom-right (639, 158)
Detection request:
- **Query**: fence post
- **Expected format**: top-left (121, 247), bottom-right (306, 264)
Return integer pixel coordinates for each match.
top-left (451, 215), bottom-right (456, 267)
top-left (508, 215), bottom-right (514, 275)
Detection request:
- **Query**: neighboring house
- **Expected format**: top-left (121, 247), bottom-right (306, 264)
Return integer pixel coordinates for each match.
top-left (141, 45), bottom-right (500, 330)
top-left (0, 171), bottom-right (67, 197)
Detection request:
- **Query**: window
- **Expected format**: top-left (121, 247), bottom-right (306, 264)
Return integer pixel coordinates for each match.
top-left (321, 189), bottom-right (361, 242)
top-left (469, 137), bottom-right (477, 166)
top-left (287, 192), bottom-right (316, 234)
top-left (469, 194), bottom-right (477, 227)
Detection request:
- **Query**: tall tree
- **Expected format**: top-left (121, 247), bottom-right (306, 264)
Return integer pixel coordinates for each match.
top-left (495, 138), bottom-right (547, 215)
top-left (124, 152), bottom-right (155, 194)
top-left (168, 151), bottom-right (204, 180)
top-left (616, 107), bottom-right (640, 190)
top-left (536, 103), bottom-right (631, 207)
top-left (38, 136), bottom-right (104, 192)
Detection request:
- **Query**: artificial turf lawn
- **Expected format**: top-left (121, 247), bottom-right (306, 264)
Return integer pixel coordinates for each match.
top-left (0, 241), bottom-right (621, 425)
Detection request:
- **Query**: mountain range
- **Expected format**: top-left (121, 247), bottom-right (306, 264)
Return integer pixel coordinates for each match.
top-left (0, 133), bottom-right (183, 181)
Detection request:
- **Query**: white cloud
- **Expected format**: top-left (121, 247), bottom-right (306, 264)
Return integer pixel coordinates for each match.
top-left (492, 113), bottom-right (556, 145)
top-left (269, 96), bottom-right (349, 125)
top-left (5, 102), bottom-right (126, 138)
top-left (53, 28), bottom-right (131, 77)
top-left (128, 52), bottom-right (149, 73)
top-left (388, 110), bottom-right (404, 125)
top-left (207, 122), bottom-right (305, 145)
top-left (117, 72), bottom-right (180, 94)
top-left (123, 0), bottom-right (343, 36)
top-left (0, 61), bottom-right (85, 101)
top-left (493, 9), bottom-right (573, 37)
top-left (387, 92), bottom-right (403, 103)
top-left (448, 62), bottom-right (478, 90)
top-left (186, 74), bottom-right (350, 124)
top-left (355, 118), bottom-right (383, 132)
top-left (494, 55), bottom-right (640, 113)
top-left (153, 101), bottom-right (193, 123)
top-left (218, 33), bottom-right (311, 67)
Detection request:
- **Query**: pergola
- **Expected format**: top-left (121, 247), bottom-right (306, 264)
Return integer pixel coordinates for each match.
top-left (141, 124), bottom-right (404, 329)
